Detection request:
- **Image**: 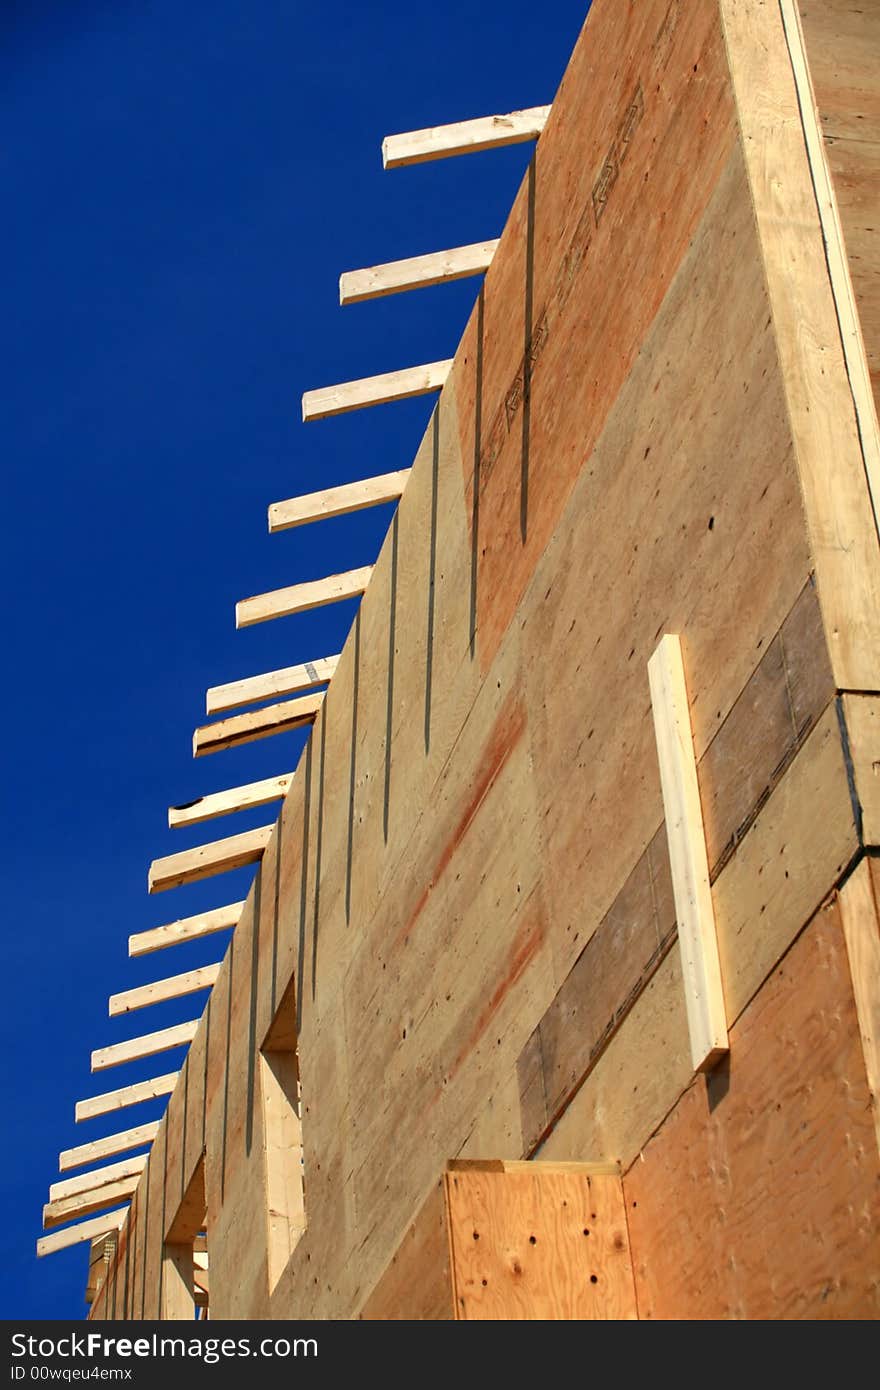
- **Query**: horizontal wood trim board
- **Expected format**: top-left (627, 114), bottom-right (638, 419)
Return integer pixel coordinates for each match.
top-left (148, 826), bottom-right (272, 891)
top-left (129, 903), bottom-right (244, 957)
top-left (339, 243), bottom-right (499, 303)
top-left (206, 655), bottom-right (339, 715)
top-left (268, 471), bottom-right (410, 532)
top-left (382, 106), bottom-right (551, 167)
top-left (236, 571), bottom-right (372, 629)
top-left (302, 362), bottom-right (451, 421)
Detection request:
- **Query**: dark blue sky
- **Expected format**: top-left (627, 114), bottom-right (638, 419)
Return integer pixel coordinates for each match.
top-left (1, 0), bottom-right (587, 1318)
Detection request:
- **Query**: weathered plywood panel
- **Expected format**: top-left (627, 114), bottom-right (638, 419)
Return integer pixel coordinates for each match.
top-left (625, 898), bottom-right (880, 1319)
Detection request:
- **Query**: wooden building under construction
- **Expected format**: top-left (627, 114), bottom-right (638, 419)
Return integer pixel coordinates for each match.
top-left (41, 0), bottom-right (880, 1319)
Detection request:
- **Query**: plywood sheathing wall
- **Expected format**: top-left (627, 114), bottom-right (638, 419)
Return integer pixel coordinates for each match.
top-left (90, 0), bottom-right (880, 1320)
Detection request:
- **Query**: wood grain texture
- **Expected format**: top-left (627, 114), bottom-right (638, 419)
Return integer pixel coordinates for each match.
top-left (648, 634), bottom-right (728, 1071)
top-left (206, 656), bottom-right (338, 715)
top-left (59, 1124), bottom-right (159, 1173)
top-left (194, 695), bottom-right (323, 755)
top-left (721, 0), bottom-right (880, 689)
top-left (446, 1166), bottom-right (636, 1320)
top-left (357, 1180), bottom-right (453, 1319)
top-left (340, 245), bottom-right (498, 304)
top-left (625, 897), bottom-right (880, 1319)
top-left (841, 693), bottom-right (880, 846)
top-left (302, 364), bottom-right (451, 421)
top-left (148, 826), bottom-right (272, 892)
top-left (268, 472), bottom-right (409, 532)
top-left (169, 774), bottom-right (292, 829)
top-left (128, 902), bottom-right (244, 957)
top-left (382, 109), bottom-right (549, 168)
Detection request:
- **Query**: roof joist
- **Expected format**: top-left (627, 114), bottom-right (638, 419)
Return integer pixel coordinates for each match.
top-left (340, 241), bottom-right (498, 304)
top-left (301, 361), bottom-right (451, 422)
top-left (236, 568), bottom-right (371, 630)
top-left (75, 1072), bottom-right (178, 1124)
top-left (37, 1208), bottom-right (127, 1259)
top-left (148, 824), bottom-right (272, 892)
top-left (91, 1019), bottom-right (199, 1071)
top-left (169, 772), bottom-right (293, 829)
top-left (109, 965), bottom-right (220, 1018)
top-left (59, 1122), bottom-right (160, 1173)
top-left (194, 693), bottom-right (323, 756)
top-left (268, 470), bottom-right (410, 533)
top-left (128, 902), bottom-right (244, 958)
top-left (382, 105), bottom-right (550, 168)
top-left (44, 1175), bottom-right (139, 1230)
top-left (206, 655), bottom-right (338, 715)
top-left (50, 1153), bottom-right (148, 1204)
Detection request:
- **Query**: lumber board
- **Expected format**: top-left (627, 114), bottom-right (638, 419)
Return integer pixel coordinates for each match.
top-left (301, 362), bottom-right (451, 422)
top-left (382, 106), bottom-right (550, 168)
top-left (91, 1020), bottom-right (199, 1071)
top-left (236, 570), bottom-right (372, 629)
top-left (59, 1123), bottom-right (159, 1173)
top-left (44, 1176), bottom-right (139, 1230)
top-left (193, 695), bottom-right (323, 756)
top-left (340, 242), bottom-right (499, 304)
top-left (648, 635), bottom-right (728, 1072)
top-left (75, 1073), bottom-right (178, 1123)
top-left (206, 655), bottom-right (338, 715)
top-left (169, 773), bottom-right (293, 829)
top-left (268, 471), bottom-right (410, 533)
top-left (50, 1154), bottom-right (148, 1204)
top-left (721, 0), bottom-right (880, 689)
top-left (109, 965), bottom-right (220, 1017)
top-left (445, 1166), bottom-right (636, 1319)
top-left (37, 1209), bottom-right (126, 1259)
top-left (839, 858), bottom-right (880, 1158)
top-left (128, 902), bottom-right (244, 957)
top-left (624, 897), bottom-right (880, 1318)
top-left (779, 0), bottom-right (880, 538)
top-left (148, 825), bottom-right (272, 892)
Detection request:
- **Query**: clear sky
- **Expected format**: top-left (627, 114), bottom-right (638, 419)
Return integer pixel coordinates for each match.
top-left (1, 0), bottom-right (589, 1319)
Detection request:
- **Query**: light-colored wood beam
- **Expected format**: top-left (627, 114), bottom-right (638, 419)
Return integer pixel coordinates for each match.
top-left (236, 570), bottom-right (371, 629)
top-left (44, 1176), bottom-right (139, 1230)
top-left (382, 106), bottom-right (550, 168)
top-left (50, 1154), bottom-right (148, 1203)
top-left (129, 903), bottom-right (244, 958)
top-left (60, 1123), bottom-right (159, 1173)
top-left (302, 361), bottom-right (451, 422)
top-left (37, 1208), bottom-right (127, 1259)
top-left (194, 694), bottom-right (323, 757)
top-left (169, 773), bottom-right (293, 829)
top-left (75, 1072), bottom-right (178, 1123)
top-left (148, 825), bottom-right (272, 893)
top-left (109, 965), bottom-right (220, 1018)
top-left (91, 1019), bottom-right (199, 1072)
top-left (268, 470), bottom-right (410, 533)
top-left (648, 634), bottom-right (729, 1073)
top-left (339, 242), bottom-right (499, 304)
top-left (839, 859), bottom-right (880, 1157)
top-left (206, 655), bottom-right (338, 715)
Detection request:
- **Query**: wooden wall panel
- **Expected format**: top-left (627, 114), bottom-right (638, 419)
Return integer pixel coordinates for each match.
top-left (624, 898), bottom-right (880, 1319)
top-left (86, 0), bottom-right (880, 1321)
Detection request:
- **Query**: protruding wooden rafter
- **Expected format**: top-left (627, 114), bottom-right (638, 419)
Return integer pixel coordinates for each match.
top-left (194, 694), bottom-right (323, 756)
top-left (206, 656), bottom-right (338, 716)
top-left (44, 1175), bottom-right (140, 1230)
top-left (382, 105), bottom-right (550, 168)
top-left (50, 1153), bottom-right (148, 1204)
top-left (60, 1122), bottom-right (159, 1173)
top-left (302, 361), bottom-right (451, 422)
top-left (148, 825), bottom-right (272, 892)
top-left (268, 470), bottom-right (410, 533)
top-left (169, 773), bottom-right (293, 829)
top-left (648, 634), bottom-right (729, 1073)
top-left (236, 568), bottom-right (371, 630)
top-left (91, 1019), bottom-right (199, 1071)
top-left (109, 965), bottom-right (220, 1018)
top-left (37, 1208), bottom-right (127, 1259)
top-left (128, 902), bottom-right (244, 958)
top-left (75, 1072), bottom-right (178, 1123)
top-left (339, 242), bottom-right (499, 304)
